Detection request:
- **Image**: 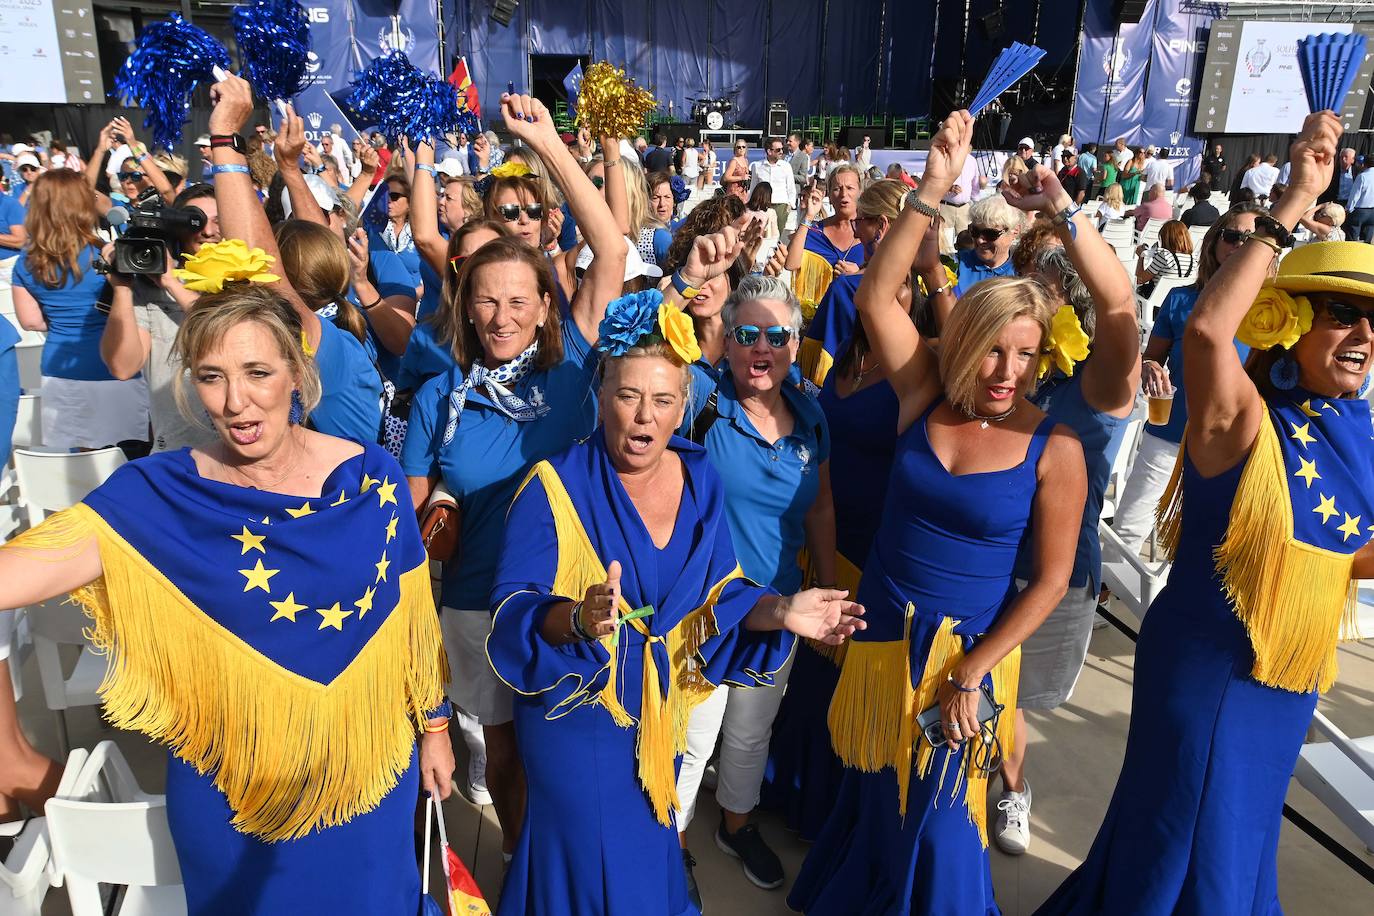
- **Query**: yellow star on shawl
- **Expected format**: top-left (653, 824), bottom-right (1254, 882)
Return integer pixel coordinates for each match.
top-left (240, 558), bottom-right (280, 593)
top-left (1294, 457), bottom-right (1321, 489)
top-left (269, 592), bottom-right (307, 622)
top-left (385, 513), bottom-right (398, 543)
top-left (1313, 494), bottom-right (1339, 525)
top-left (375, 550), bottom-right (390, 583)
top-left (286, 501), bottom-right (316, 518)
top-left (1289, 423), bottom-right (1316, 448)
top-left (260, 515), bottom-right (272, 525)
top-left (316, 602), bottom-right (352, 631)
top-left (231, 526), bottom-right (266, 555)
top-left (355, 585), bottom-right (377, 618)
top-left (1321, 401), bottom-right (1339, 413)
top-left (1338, 513), bottom-right (1363, 542)
top-left (330, 489), bottom-right (349, 506)
top-left (1299, 399), bottom-right (1322, 418)
top-left (361, 473), bottom-right (380, 493)
top-left (376, 477), bottom-right (398, 508)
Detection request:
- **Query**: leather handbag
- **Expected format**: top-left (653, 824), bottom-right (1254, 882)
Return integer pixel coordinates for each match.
top-left (418, 483), bottom-right (461, 564)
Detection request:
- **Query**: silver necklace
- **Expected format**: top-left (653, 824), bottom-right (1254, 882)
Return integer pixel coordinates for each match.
top-left (956, 401), bottom-right (1017, 430)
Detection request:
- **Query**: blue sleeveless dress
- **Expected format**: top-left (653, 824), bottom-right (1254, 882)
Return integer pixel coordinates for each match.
top-left (763, 370), bottom-right (900, 840)
top-left (790, 400), bottom-right (1057, 916)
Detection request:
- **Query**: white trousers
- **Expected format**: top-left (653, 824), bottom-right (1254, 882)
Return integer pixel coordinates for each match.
top-left (1111, 431), bottom-right (1181, 557)
top-left (675, 653), bottom-right (794, 830)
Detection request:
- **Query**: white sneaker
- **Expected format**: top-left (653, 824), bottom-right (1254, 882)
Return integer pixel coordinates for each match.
top-left (463, 751), bottom-right (493, 807)
top-left (994, 780), bottom-right (1032, 855)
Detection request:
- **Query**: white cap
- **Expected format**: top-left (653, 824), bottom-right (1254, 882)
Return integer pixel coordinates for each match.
top-left (194, 134), bottom-right (211, 148)
top-left (1017, 137), bottom-right (1035, 149)
top-left (280, 173), bottom-right (340, 220)
top-left (435, 158), bottom-right (463, 178)
top-left (576, 236), bottom-right (664, 281)
top-left (14, 154), bottom-right (41, 170)
top-left (10, 143), bottom-right (33, 155)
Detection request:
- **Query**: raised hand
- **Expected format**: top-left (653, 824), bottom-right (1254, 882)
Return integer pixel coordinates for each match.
top-left (737, 216), bottom-right (765, 268)
top-left (346, 229), bottom-right (370, 284)
top-left (779, 588), bottom-right (866, 646)
top-left (208, 73), bottom-right (255, 137)
top-left (501, 92), bottom-right (560, 148)
top-left (110, 116), bottom-right (138, 149)
top-left (1000, 163), bottom-right (1073, 216)
top-left (763, 243), bottom-right (788, 277)
top-left (577, 561), bottom-right (623, 640)
top-left (356, 142), bottom-right (379, 176)
top-left (683, 225), bottom-right (743, 286)
top-left (1285, 111), bottom-right (1342, 203)
top-left (273, 104), bottom-right (307, 169)
top-left (542, 205), bottom-right (565, 251)
top-left (920, 110), bottom-right (974, 199)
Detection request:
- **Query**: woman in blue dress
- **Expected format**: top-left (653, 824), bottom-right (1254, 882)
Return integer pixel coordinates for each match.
top-left (1037, 112), bottom-right (1374, 916)
top-left (487, 292), bottom-right (864, 916)
top-left (401, 92), bottom-right (629, 859)
top-left (789, 111), bottom-right (1087, 916)
top-left (784, 164), bottom-right (865, 321)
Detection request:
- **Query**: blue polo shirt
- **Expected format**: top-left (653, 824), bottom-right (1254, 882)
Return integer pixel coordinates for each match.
top-left (310, 318), bottom-right (383, 443)
top-left (0, 318), bottom-right (19, 459)
top-left (354, 247), bottom-right (417, 381)
top-left (954, 248), bottom-right (1016, 296)
top-left (12, 245), bottom-right (119, 381)
top-left (368, 228), bottom-right (422, 289)
top-left (395, 320), bottom-right (454, 392)
top-left (684, 370), bottom-right (830, 593)
top-left (417, 250), bottom-right (444, 321)
top-left (1148, 284), bottom-right (1249, 445)
top-left (400, 316), bottom-right (598, 610)
top-left (0, 194), bottom-right (26, 257)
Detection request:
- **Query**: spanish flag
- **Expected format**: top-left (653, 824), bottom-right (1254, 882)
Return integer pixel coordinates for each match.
top-left (448, 56), bottom-right (480, 119)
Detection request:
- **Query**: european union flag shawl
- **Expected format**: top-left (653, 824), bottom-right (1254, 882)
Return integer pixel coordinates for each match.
top-left (488, 430), bottom-right (794, 826)
top-left (5, 444), bottom-right (447, 841)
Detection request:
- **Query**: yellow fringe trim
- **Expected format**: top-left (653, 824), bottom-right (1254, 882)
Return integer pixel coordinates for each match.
top-left (827, 609), bottom-right (1019, 846)
top-left (791, 249), bottom-right (837, 321)
top-left (517, 462), bottom-right (756, 826)
top-left (798, 338), bottom-right (835, 388)
top-left (5, 505), bottom-right (448, 842)
top-left (799, 550), bottom-right (863, 666)
top-left (1156, 411), bottom-right (1356, 693)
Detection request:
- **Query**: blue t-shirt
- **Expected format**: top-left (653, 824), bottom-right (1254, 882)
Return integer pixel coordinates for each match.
top-left (417, 250), bottom-right (444, 321)
top-left (395, 320), bottom-right (454, 392)
top-left (12, 245), bottom-right (119, 381)
top-left (954, 248), bottom-right (1016, 296)
top-left (0, 319), bottom-right (19, 459)
top-left (368, 228), bottom-right (422, 289)
top-left (310, 318), bottom-right (383, 444)
top-left (400, 316), bottom-right (598, 610)
top-left (354, 247), bottom-right (418, 381)
top-left (684, 370), bottom-right (830, 593)
top-left (0, 194), bottom-right (26, 257)
top-left (651, 227), bottom-right (673, 267)
top-left (1148, 285), bottom-right (1250, 445)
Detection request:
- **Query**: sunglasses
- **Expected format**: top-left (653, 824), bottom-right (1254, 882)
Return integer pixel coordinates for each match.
top-left (120, 170), bottom-right (145, 182)
top-left (1218, 228), bottom-right (1252, 245)
top-left (448, 254), bottom-right (468, 276)
top-left (734, 146), bottom-right (746, 151)
top-left (388, 190), bottom-right (408, 201)
top-left (731, 325), bottom-right (794, 348)
top-left (1323, 300), bottom-right (1374, 330)
top-left (969, 226), bottom-right (1006, 243)
top-left (497, 203), bottom-right (543, 222)
top-left (18, 165), bottom-right (37, 173)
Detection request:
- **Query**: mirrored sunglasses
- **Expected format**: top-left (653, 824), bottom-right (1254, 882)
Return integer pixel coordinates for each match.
top-left (731, 324), bottom-right (794, 348)
top-left (497, 203), bottom-right (544, 222)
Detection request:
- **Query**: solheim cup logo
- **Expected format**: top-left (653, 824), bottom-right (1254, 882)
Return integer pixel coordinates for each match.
top-left (379, 26), bottom-right (416, 56)
top-left (305, 51), bottom-right (321, 75)
top-left (1245, 40), bottom-right (1271, 77)
top-left (1103, 45), bottom-right (1131, 82)
top-left (307, 112), bottom-right (323, 130)
top-left (1175, 78), bottom-right (1191, 97)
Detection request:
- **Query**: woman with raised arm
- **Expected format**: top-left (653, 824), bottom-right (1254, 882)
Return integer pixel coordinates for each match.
top-left (785, 165), bottom-right (865, 320)
top-left (1038, 112), bottom-right (1374, 916)
top-left (989, 163), bottom-right (1141, 856)
top-left (400, 92), bottom-right (626, 859)
top-left (789, 112), bottom-right (1087, 916)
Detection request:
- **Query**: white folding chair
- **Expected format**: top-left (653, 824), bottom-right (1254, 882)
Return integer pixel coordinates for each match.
top-left (14, 342), bottom-right (41, 394)
top-left (46, 741), bottom-right (186, 916)
top-left (12, 448), bottom-right (126, 754)
top-left (1137, 276), bottom-right (1192, 331)
top-left (1100, 219), bottom-right (1135, 261)
top-left (0, 748), bottom-right (95, 916)
top-left (10, 394), bottom-right (39, 449)
top-left (1098, 521), bottom-right (1170, 628)
top-left (1138, 217), bottom-right (1166, 247)
top-left (1293, 710), bottom-right (1374, 853)
top-left (1080, 199), bottom-right (1101, 217)
top-left (1100, 417), bottom-right (1145, 521)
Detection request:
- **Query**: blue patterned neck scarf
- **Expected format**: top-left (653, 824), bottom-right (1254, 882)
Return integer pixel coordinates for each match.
top-left (442, 342), bottom-right (548, 445)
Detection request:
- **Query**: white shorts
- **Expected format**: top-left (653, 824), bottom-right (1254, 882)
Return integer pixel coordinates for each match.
top-left (41, 376), bottom-right (149, 450)
top-left (441, 607), bottom-right (513, 726)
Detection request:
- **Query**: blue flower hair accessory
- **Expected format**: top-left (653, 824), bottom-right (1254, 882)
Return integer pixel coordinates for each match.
top-left (596, 290), bottom-right (664, 356)
top-left (670, 175), bottom-right (690, 205)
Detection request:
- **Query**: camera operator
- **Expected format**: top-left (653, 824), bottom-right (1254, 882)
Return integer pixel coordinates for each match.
top-left (85, 117), bottom-right (181, 209)
top-left (99, 183), bottom-right (219, 452)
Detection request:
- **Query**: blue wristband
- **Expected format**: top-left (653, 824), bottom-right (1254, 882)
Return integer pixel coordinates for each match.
top-left (415, 163), bottom-right (437, 176)
top-left (209, 163), bottom-right (251, 176)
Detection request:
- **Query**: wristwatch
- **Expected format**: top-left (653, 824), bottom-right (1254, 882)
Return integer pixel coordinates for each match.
top-left (208, 133), bottom-right (247, 156)
top-left (903, 190), bottom-right (939, 220)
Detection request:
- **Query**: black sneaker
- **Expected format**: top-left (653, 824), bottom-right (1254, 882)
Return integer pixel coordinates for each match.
top-left (714, 819), bottom-right (784, 890)
top-left (683, 848), bottom-right (703, 912)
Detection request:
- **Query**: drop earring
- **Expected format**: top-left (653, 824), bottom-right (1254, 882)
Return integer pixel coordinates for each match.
top-left (1360, 374), bottom-right (1371, 398)
top-left (1269, 355), bottom-right (1299, 391)
top-left (288, 389), bottom-right (305, 425)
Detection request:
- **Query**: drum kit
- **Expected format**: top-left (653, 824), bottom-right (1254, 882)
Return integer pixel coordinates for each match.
top-left (689, 87), bottom-right (741, 130)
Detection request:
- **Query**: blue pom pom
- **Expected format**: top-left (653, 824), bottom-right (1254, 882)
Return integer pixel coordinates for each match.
top-left (347, 51), bottom-right (465, 145)
top-left (114, 14), bottom-right (230, 150)
top-left (231, 0), bottom-right (312, 102)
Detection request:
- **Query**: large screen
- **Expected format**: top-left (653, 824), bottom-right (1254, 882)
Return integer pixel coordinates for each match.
top-left (0, 0), bottom-right (104, 104)
top-left (1194, 20), bottom-right (1374, 135)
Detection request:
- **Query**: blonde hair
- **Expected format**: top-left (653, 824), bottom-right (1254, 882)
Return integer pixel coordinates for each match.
top-left (1102, 183), bottom-right (1124, 210)
top-left (273, 220), bottom-right (368, 345)
top-left (505, 146), bottom-right (564, 208)
top-left (1319, 202), bottom-right (1346, 228)
top-left (445, 176), bottom-right (482, 226)
top-left (620, 157), bottom-right (657, 232)
top-left (152, 152), bottom-right (188, 182)
top-left (827, 163), bottom-right (862, 194)
top-left (172, 284), bottom-right (322, 424)
top-left (1002, 156), bottom-right (1028, 183)
top-left (969, 194), bottom-right (1025, 233)
top-left (599, 339), bottom-right (693, 401)
top-left (938, 276), bottom-right (1055, 414)
top-left (856, 178), bottom-right (908, 220)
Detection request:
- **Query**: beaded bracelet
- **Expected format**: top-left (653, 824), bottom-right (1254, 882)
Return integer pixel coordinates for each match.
top-left (569, 600), bottom-right (595, 641)
top-left (947, 674), bottom-right (980, 693)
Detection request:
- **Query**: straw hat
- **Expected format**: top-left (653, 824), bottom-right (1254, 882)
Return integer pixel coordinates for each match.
top-left (1273, 241), bottom-right (1374, 301)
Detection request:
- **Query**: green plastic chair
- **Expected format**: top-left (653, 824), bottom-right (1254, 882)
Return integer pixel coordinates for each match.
top-left (805, 115), bottom-right (823, 144)
top-left (891, 120), bottom-right (908, 147)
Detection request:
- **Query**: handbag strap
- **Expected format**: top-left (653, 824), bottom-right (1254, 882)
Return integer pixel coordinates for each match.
top-left (422, 791), bottom-right (434, 895)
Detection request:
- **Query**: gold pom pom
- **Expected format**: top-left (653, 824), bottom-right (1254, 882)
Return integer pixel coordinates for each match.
top-left (575, 61), bottom-right (659, 140)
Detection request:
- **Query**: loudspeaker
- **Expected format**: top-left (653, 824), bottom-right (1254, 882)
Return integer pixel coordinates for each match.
top-left (840, 125), bottom-right (888, 148)
top-left (1116, 0), bottom-right (1148, 23)
top-left (979, 10), bottom-right (1005, 40)
top-left (767, 108), bottom-right (789, 138)
top-left (491, 0), bottom-right (519, 27)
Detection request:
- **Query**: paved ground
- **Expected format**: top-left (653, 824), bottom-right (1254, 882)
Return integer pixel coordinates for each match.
top-left (18, 594), bottom-right (1374, 915)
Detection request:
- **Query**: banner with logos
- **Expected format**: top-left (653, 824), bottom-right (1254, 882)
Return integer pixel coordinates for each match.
top-left (1072, 0), bottom-right (1154, 148)
top-left (1141, 1), bottom-right (1218, 186)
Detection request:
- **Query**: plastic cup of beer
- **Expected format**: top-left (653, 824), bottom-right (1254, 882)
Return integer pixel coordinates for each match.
top-left (1147, 390), bottom-right (1174, 426)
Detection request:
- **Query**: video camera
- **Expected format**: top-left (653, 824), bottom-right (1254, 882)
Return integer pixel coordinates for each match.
top-left (98, 190), bottom-right (207, 277)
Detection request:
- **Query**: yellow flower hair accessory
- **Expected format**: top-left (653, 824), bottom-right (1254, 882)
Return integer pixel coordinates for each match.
top-left (1236, 286), bottom-right (1313, 351)
top-left (575, 61), bottom-right (659, 140)
top-left (1038, 305), bottom-right (1091, 379)
top-left (658, 300), bottom-right (702, 365)
top-left (489, 161), bottom-right (532, 179)
top-left (173, 239), bottom-right (280, 293)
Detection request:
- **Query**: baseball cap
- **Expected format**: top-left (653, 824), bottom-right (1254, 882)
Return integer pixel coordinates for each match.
top-left (15, 154), bottom-right (41, 170)
top-left (194, 134), bottom-right (211, 148)
top-left (435, 158), bottom-right (464, 178)
top-left (280, 173), bottom-right (340, 220)
top-left (1017, 137), bottom-right (1034, 149)
top-left (10, 143), bottom-right (33, 155)
top-left (575, 235), bottom-right (664, 281)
